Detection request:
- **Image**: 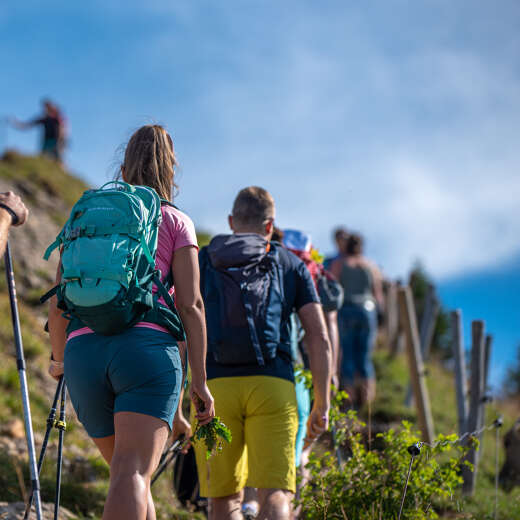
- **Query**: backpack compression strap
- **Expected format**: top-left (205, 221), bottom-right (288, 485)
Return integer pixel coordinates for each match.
top-left (240, 283), bottom-right (266, 366)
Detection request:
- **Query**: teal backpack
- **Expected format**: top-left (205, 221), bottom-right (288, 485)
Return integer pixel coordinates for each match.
top-left (42, 181), bottom-right (185, 339)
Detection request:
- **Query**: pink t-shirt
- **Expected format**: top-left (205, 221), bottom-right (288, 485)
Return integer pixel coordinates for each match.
top-left (68, 204), bottom-right (198, 340)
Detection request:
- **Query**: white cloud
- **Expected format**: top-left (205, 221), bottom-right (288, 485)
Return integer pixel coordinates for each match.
top-left (161, 4), bottom-right (520, 281)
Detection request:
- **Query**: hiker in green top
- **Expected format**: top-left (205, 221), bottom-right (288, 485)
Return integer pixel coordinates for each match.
top-left (47, 125), bottom-right (215, 520)
top-left (0, 191), bottom-right (28, 254)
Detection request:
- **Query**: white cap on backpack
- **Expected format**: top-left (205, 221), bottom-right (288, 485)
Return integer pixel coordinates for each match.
top-left (282, 229), bottom-right (312, 253)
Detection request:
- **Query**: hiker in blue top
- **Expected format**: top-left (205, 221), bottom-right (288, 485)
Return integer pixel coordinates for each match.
top-left (46, 125), bottom-right (215, 520)
top-left (183, 186), bottom-right (331, 520)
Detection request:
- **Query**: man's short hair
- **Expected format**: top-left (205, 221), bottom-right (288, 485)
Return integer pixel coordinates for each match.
top-left (232, 186), bottom-right (275, 232)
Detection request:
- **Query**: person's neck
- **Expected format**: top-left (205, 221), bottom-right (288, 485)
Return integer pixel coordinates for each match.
top-left (233, 230), bottom-right (269, 240)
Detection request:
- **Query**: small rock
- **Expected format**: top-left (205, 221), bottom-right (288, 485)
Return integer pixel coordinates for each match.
top-left (0, 437), bottom-right (23, 458)
top-left (0, 501), bottom-right (77, 519)
top-left (1, 420), bottom-right (25, 440)
top-left (66, 456), bottom-right (100, 483)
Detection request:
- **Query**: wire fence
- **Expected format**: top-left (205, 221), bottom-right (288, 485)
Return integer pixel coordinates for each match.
top-left (398, 416), bottom-right (504, 520)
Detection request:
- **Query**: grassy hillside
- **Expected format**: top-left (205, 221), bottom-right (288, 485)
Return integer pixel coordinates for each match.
top-left (371, 348), bottom-right (520, 519)
top-left (0, 152), bottom-right (519, 518)
top-left (0, 152), bottom-right (201, 519)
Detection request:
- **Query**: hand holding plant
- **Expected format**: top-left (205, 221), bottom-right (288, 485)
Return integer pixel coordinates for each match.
top-left (193, 417), bottom-right (232, 459)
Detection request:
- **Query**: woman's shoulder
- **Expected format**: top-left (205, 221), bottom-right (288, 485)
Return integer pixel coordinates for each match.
top-left (161, 203), bottom-right (195, 229)
top-left (160, 203), bottom-right (198, 249)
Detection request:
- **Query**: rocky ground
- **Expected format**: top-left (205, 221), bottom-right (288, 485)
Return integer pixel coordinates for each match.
top-left (0, 501), bottom-right (76, 520)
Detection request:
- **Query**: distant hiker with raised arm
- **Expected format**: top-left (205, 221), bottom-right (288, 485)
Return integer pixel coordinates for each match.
top-left (187, 187), bottom-right (331, 520)
top-left (10, 99), bottom-right (67, 163)
top-left (0, 191), bottom-right (28, 254)
top-left (46, 125), bottom-right (215, 520)
top-left (331, 232), bottom-right (384, 408)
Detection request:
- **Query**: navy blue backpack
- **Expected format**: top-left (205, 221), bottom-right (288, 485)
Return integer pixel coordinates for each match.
top-left (199, 235), bottom-right (285, 366)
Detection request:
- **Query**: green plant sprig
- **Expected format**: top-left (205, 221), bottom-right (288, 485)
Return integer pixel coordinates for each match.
top-left (192, 417), bottom-right (232, 460)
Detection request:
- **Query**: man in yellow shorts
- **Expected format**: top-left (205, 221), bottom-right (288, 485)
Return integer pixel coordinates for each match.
top-left (192, 187), bottom-right (331, 519)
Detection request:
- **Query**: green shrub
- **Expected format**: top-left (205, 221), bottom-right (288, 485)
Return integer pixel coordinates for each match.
top-left (297, 392), bottom-right (471, 519)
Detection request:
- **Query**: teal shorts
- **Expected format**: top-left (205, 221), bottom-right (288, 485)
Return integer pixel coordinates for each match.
top-left (64, 328), bottom-right (182, 438)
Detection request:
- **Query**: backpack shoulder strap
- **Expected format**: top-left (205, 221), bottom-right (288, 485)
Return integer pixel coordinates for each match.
top-left (267, 243), bottom-right (285, 301)
top-left (160, 199), bottom-right (179, 210)
top-left (198, 246), bottom-right (211, 293)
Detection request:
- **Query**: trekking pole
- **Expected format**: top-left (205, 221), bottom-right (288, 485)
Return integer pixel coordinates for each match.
top-left (151, 436), bottom-right (185, 486)
top-left (23, 376), bottom-right (65, 520)
top-left (4, 242), bottom-right (43, 520)
top-left (54, 382), bottom-right (67, 520)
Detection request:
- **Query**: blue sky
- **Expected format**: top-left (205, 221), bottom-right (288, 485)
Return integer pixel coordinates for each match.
top-left (1, 1), bottom-right (519, 386)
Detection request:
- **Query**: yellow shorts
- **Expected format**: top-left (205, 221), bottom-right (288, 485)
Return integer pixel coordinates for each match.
top-left (192, 375), bottom-right (298, 497)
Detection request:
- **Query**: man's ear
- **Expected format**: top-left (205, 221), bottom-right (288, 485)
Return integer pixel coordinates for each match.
top-left (228, 215), bottom-right (234, 232)
top-left (121, 166), bottom-right (127, 182)
top-left (265, 219), bottom-right (274, 237)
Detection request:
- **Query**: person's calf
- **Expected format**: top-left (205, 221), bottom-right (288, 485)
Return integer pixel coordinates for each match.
top-left (103, 470), bottom-right (149, 520)
top-left (209, 492), bottom-right (243, 520)
top-left (257, 488), bottom-right (292, 520)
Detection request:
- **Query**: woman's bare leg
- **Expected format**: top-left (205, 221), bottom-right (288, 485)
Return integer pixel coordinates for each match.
top-left (93, 435), bottom-right (157, 520)
top-left (98, 412), bottom-right (169, 520)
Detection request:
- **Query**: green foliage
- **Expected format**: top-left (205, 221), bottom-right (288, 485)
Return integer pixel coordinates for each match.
top-left (371, 351), bottom-right (416, 423)
top-left (297, 392), bottom-right (469, 519)
top-left (193, 417), bottom-right (232, 459)
top-left (196, 230), bottom-right (212, 248)
top-left (0, 150), bottom-right (89, 211)
top-left (294, 365), bottom-right (313, 391)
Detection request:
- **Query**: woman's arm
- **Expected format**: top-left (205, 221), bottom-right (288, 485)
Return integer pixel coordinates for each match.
top-left (172, 246), bottom-right (214, 425)
top-left (48, 262), bottom-right (67, 379)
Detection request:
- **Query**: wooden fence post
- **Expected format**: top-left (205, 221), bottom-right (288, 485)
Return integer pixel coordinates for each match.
top-left (476, 334), bottom-right (493, 462)
top-left (405, 285), bottom-right (439, 406)
top-left (398, 286), bottom-right (434, 444)
top-left (484, 334), bottom-right (493, 396)
top-left (386, 283), bottom-right (399, 353)
top-left (451, 310), bottom-right (468, 437)
top-left (419, 284), bottom-right (440, 361)
top-left (462, 320), bottom-right (486, 496)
